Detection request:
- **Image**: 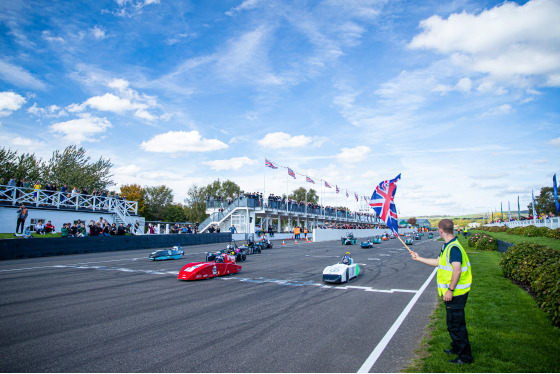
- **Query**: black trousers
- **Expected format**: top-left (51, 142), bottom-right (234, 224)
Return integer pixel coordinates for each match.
top-left (16, 218), bottom-right (26, 234)
top-left (445, 292), bottom-right (473, 362)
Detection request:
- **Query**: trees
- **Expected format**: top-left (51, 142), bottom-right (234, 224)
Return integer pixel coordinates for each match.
top-left (143, 185), bottom-right (174, 221)
top-left (407, 217), bottom-right (417, 226)
top-left (0, 147), bottom-right (43, 184)
top-left (120, 184), bottom-right (145, 217)
top-left (42, 145), bottom-right (114, 191)
top-left (288, 187), bottom-right (319, 204)
top-left (528, 187), bottom-right (559, 216)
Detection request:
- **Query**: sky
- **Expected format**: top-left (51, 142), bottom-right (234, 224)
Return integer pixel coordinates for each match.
top-left (1, 0), bottom-right (559, 217)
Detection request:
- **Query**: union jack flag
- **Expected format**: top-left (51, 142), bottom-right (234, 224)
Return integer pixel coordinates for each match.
top-left (306, 176), bottom-right (315, 184)
top-left (265, 159), bottom-right (278, 169)
top-left (336, 185), bottom-right (340, 194)
top-left (288, 167), bottom-right (296, 179)
top-left (369, 174), bottom-right (401, 233)
top-left (354, 193), bottom-right (358, 201)
top-left (324, 181), bottom-right (332, 188)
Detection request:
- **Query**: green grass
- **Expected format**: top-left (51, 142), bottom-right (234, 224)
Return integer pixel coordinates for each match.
top-left (470, 230), bottom-right (560, 251)
top-left (0, 232), bottom-right (62, 239)
top-left (404, 235), bottom-right (560, 372)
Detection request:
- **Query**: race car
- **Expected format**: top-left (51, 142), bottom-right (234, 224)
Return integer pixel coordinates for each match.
top-left (341, 233), bottom-right (357, 245)
top-left (414, 233), bottom-right (421, 240)
top-left (389, 233), bottom-right (396, 239)
top-left (428, 233), bottom-right (433, 239)
top-left (259, 235), bottom-right (273, 249)
top-left (240, 239), bottom-right (262, 254)
top-left (323, 252), bottom-right (359, 283)
top-left (360, 239), bottom-right (373, 248)
top-left (405, 237), bottom-right (413, 245)
top-left (178, 253), bottom-right (241, 281)
top-left (149, 245), bottom-right (184, 261)
top-left (372, 235), bottom-right (382, 244)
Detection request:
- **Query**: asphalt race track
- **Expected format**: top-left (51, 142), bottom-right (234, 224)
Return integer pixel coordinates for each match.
top-left (0, 234), bottom-right (442, 373)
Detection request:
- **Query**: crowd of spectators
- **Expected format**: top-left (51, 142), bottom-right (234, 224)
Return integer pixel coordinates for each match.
top-left (2, 177), bottom-right (128, 211)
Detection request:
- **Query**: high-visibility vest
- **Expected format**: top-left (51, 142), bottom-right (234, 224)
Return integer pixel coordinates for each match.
top-left (437, 238), bottom-right (472, 297)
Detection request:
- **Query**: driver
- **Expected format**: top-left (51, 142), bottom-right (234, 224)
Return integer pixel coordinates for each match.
top-left (341, 253), bottom-right (352, 265)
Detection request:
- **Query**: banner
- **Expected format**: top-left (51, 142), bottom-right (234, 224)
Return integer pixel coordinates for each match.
top-left (554, 174), bottom-right (559, 216)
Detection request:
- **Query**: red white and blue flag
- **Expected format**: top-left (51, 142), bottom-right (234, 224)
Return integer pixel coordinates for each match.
top-left (288, 167), bottom-right (296, 179)
top-left (306, 176), bottom-right (315, 184)
top-left (336, 185), bottom-right (340, 194)
top-left (354, 192), bottom-right (358, 201)
top-left (369, 174), bottom-right (401, 233)
top-left (265, 159), bottom-right (278, 169)
top-left (324, 181), bottom-right (332, 188)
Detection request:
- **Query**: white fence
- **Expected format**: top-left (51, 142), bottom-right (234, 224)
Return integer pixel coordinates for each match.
top-left (0, 185), bottom-right (138, 215)
top-left (486, 218), bottom-right (560, 230)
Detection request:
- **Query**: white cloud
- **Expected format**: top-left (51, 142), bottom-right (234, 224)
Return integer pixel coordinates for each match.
top-left (409, 0), bottom-right (560, 87)
top-left (140, 130), bottom-right (228, 153)
top-left (0, 91), bottom-right (26, 116)
top-left (336, 146), bottom-right (371, 164)
top-left (28, 103), bottom-right (68, 118)
top-left (0, 60), bottom-right (47, 90)
top-left (258, 132), bottom-right (313, 149)
top-left (49, 114), bottom-right (112, 143)
top-left (203, 157), bottom-right (258, 171)
top-left (91, 25), bottom-right (107, 39)
top-left (482, 104), bottom-right (513, 117)
top-left (549, 137), bottom-right (560, 146)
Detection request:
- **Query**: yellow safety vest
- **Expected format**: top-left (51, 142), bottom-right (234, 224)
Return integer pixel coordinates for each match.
top-left (436, 238), bottom-right (472, 297)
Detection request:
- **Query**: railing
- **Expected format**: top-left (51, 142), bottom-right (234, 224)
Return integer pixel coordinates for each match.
top-left (200, 196), bottom-right (381, 232)
top-left (0, 185), bottom-right (138, 215)
top-left (485, 217), bottom-right (560, 230)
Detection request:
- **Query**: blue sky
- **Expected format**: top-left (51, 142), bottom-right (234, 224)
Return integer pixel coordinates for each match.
top-left (1, 0), bottom-right (559, 217)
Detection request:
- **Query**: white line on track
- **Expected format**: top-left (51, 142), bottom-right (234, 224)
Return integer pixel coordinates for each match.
top-left (219, 277), bottom-right (417, 293)
top-left (357, 267), bottom-right (438, 373)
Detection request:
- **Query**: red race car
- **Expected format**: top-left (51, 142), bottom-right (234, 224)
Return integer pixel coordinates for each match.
top-left (177, 253), bottom-right (241, 281)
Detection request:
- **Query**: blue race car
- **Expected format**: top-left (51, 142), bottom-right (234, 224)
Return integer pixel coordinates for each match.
top-left (149, 245), bottom-right (184, 261)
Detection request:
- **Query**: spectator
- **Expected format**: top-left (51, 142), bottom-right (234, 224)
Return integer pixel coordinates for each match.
top-left (22, 225), bottom-right (33, 239)
top-left (45, 220), bottom-right (55, 233)
top-left (61, 223), bottom-right (69, 237)
top-left (15, 204), bottom-right (28, 235)
top-left (78, 223), bottom-right (86, 237)
top-left (35, 220), bottom-right (46, 235)
top-left (229, 224), bottom-right (237, 234)
top-left (110, 223), bottom-right (117, 235)
top-left (117, 223), bottom-right (126, 235)
top-left (88, 220), bottom-right (97, 236)
top-left (70, 223), bottom-right (78, 237)
top-left (171, 223), bottom-right (179, 234)
top-left (102, 223), bottom-right (110, 236)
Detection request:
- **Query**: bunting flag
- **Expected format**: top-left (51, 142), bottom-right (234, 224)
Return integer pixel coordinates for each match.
top-left (554, 174), bottom-right (559, 215)
top-left (532, 189), bottom-right (537, 218)
top-left (306, 176), bottom-right (315, 184)
top-left (346, 190), bottom-right (349, 198)
top-left (336, 185), bottom-right (340, 194)
top-left (354, 193), bottom-right (358, 201)
top-left (508, 201), bottom-right (511, 220)
top-left (501, 202), bottom-right (503, 221)
top-left (324, 181), bottom-right (332, 188)
top-left (265, 159), bottom-right (278, 169)
top-left (369, 174), bottom-right (401, 233)
top-left (287, 167), bottom-right (296, 179)
top-left (517, 196), bottom-right (520, 219)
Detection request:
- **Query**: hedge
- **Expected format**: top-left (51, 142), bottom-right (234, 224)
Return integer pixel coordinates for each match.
top-left (499, 242), bottom-right (560, 326)
top-left (480, 225), bottom-right (560, 239)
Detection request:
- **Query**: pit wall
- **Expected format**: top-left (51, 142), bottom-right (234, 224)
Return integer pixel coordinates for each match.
top-left (312, 228), bottom-right (417, 242)
top-left (0, 233), bottom-right (231, 261)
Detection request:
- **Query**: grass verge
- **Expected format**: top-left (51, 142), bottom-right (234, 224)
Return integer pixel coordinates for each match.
top-left (404, 235), bottom-right (560, 372)
top-left (470, 230), bottom-right (560, 251)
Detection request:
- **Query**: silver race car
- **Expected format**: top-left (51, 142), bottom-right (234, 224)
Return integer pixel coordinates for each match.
top-left (322, 252), bottom-right (359, 283)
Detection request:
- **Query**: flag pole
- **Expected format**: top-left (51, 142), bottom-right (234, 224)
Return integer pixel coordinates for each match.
top-left (395, 230), bottom-right (412, 253)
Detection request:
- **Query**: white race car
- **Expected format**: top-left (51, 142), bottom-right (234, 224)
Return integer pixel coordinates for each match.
top-left (322, 252), bottom-right (359, 283)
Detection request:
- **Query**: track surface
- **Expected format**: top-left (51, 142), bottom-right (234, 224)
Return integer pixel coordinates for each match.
top-left (0, 235), bottom-right (442, 373)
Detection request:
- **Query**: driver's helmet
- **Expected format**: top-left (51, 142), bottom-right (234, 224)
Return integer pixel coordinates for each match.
top-left (341, 252), bottom-right (351, 264)
top-left (215, 255), bottom-right (225, 263)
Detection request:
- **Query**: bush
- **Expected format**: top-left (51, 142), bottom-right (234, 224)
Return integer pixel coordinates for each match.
top-left (506, 226), bottom-right (526, 236)
top-left (524, 225), bottom-right (551, 237)
top-left (500, 243), bottom-right (557, 284)
top-left (475, 234), bottom-right (498, 251)
top-left (546, 228), bottom-right (560, 239)
top-left (500, 242), bottom-right (560, 326)
top-left (468, 233), bottom-right (482, 248)
top-left (531, 257), bottom-right (560, 326)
